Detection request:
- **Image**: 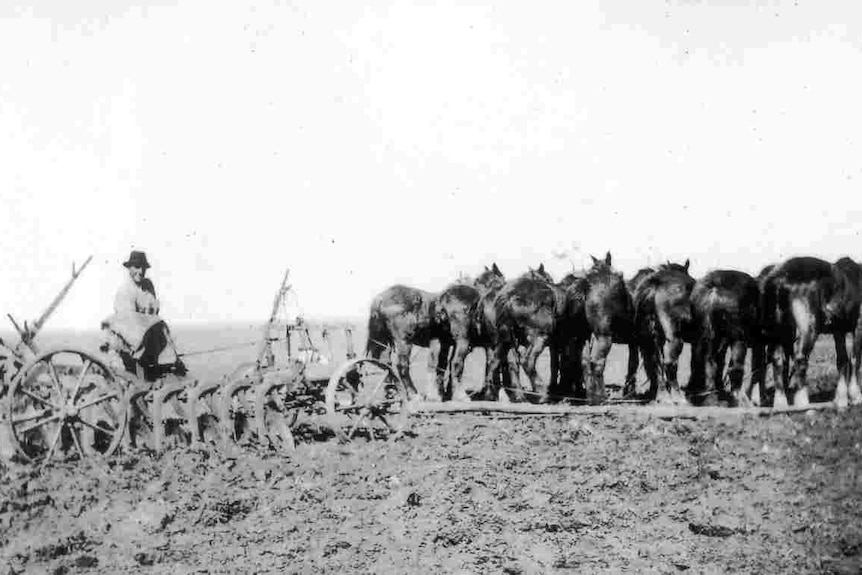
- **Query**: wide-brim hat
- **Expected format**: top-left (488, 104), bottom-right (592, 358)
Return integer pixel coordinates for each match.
top-left (123, 250), bottom-right (151, 269)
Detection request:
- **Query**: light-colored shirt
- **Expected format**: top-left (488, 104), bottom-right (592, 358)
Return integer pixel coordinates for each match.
top-left (114, 277), bottom-right (160, 316)
top-left (103, 277), bottom-right (176, 364)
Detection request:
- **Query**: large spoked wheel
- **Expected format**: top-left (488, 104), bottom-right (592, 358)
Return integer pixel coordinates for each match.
top-left (7, 349), bottom-right (126, 464)
top-left (325, 358), bottom-right (411, 443)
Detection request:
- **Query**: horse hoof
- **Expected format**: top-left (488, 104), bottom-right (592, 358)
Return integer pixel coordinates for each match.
top-left (793, 388), bottom-right (810, 408)
top-left (452, 391), bottom-right (470, 403)
top-left (672, 395), bottom-right (689, 407)
top-left (773, 391), bottom-right (789, 409)
top-left (734, 393), bottom-right (753, 408)
top-left (700, 393), bottom-right (719, 407)
top-left (848, 381), bottom-right (862, 406)
top-left (655, 394), bottom-right (674, 406)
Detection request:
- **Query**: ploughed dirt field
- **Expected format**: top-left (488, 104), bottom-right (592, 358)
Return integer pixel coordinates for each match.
top-left (2, 326), bottom-right (862, 573)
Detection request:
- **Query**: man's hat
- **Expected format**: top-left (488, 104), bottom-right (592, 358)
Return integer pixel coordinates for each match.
top-left (123, 250), bottom-right (151, 269)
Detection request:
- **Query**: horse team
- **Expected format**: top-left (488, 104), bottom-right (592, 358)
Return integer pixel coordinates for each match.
top-left (365, 253), bottom-right (862, 410)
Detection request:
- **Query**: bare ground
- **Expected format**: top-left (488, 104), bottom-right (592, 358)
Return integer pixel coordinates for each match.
top-left (2, 333), bottom-right (862, 574)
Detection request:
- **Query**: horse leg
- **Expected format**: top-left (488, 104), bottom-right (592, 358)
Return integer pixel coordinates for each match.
top-left (640, 337), bottom-right (660, 403)
top-left (749, 342), bottom-right (766, 407)
top-left (770, 341), bottom-right (789, 408)
top-left (662, 336), bottom-right (687, 406)
top-left (624, 342), bottom-right (639, 399)
top-left (548, 342), bottom-right (563, 395)
top-left (480, 344), bottom-right (501, 401)
top-left (522, 333), bottom-right (550, 403)
top-left (425, 338), bottom-right (444, 402)
top-left (394, 340), bottom-right (419, 398)
top-left (727, 340), bottom-right (750, 407)
top-left (568, 338), bottom-right (587, 400)
top-left (789, 299), bottom-right (817, 407)
top-left (850, 317), bottom-right (862, 406)
top-left (449, 336), bottom-right (471, 402)
top-left (586, 334), bottom-right (612, 405)
top-left (834, 332), bottom-right (851, 408)
top-left (689, 335), bottom-right (706, 404)
top-left (438, 339), bottom-right (453, 401)
top-left (505, 344), bottom-right (525, 402)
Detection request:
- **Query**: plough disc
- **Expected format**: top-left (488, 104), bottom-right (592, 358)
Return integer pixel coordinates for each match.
top-left (218, 364), bottom-right (304, 453)
top-left (7, 349), bottom-right (126, 463)
top-left (324, 358), bottom-right (410, 443)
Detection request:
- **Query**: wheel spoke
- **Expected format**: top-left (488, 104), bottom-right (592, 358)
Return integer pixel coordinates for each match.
top-left (70, 425), bottom-right (86, 459)
top-left (70, 359), bottom-right (93, 404)
top-left (18, 388), bottom-right (62, 410)
top-left (347, 409), bottom-right (369, 440)
top-left (77, 417), bottom-right (117, 436)
top-left (42, 422), bottom-right (65, 464)
top-left (15, 414), bottom-right (61, 435)
top-left (360, 372), bottom-right (390, 407)
top-left (76, 392), bottom-right (120, 411)
top-left (12, 407), bottom-right (53, 424)
top-left (46, 358), bottom-right (66, 400)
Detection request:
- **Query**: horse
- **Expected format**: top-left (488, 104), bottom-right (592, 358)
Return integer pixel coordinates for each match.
top-left (365, 263), bottom-right (512, 402)
top-left (365, 285), bottom-right (442, 398)
top-left (468, 263), bottom-right (512, 401)
top-left (365, 276), bottom-right (482, 401)
top-left (551, 252), bottom-right (637, 404)
top-left (491, 264), bottom-right (589, 403)
top-left (746, 264), bottom-right (777, 406)
top-left (759, 256), bottom-right (862, 408)
top-left (632, 260), bottom-right (696, 405)
top-left (688, 270), bottom-right (760, 406)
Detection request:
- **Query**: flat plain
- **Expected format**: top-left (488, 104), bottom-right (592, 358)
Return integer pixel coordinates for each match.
top-left (1, 324), bottom-right (861, 574)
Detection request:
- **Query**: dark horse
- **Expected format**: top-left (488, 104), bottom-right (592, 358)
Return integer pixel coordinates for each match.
top-left (366, 278), bottom-right (481, 401)
top-left (688, 270), bottom-right (760, 406)
top-left (747, 264), bottom-right (777, 406)
top-left (365, 265), bottom-right (510, 402)
top-left (468, 263), bottom-right (512, 400)
top-left (553, 253), bottom-right (637, 404)
top-left (632, 260), bottom-right (696, 404)
top-left (759, 256), bottom-right (862, 408)
top-left (491, 264), bottom-right (589, 403)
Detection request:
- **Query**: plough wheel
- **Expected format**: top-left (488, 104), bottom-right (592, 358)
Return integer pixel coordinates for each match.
top-left (324, 358), bottom-right (410, 443)
top-left (219, 376), bottom-right (259, 448)
top-left (152, 378), bottom-right (191, 452)
top-left (7, 349), bottom-right (126, 464)
top-left (220, 364), bottom-right (303, 453)
top-left (187, 380), bottom-right (224, 449)
top-left (253, 368), bottom-right (303, 453)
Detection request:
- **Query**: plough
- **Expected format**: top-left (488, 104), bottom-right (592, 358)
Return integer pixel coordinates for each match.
top-left (1, 261), bottom-right (410, 465)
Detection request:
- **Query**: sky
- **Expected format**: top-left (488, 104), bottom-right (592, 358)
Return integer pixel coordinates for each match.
top-left (1, 0), bottom-right (861, 330)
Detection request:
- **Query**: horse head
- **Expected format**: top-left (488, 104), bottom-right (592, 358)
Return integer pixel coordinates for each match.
top-left (474, 263), bottom-right (506, 294)
top-left (658, 259), bottom-right (691, 275)
top-left (523, 263), bottom-right (554, 284)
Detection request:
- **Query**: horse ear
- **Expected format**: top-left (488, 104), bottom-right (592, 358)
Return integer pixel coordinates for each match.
top-left (684, 259), bottom-right (690, 272)
top-left (538, 263), bottom-right (545, 273)
top-left (484, 265), bottom-right (489, 272)
top-left (605, 251), bottom-right (612, 266)
top-left (492, 263), bottom-right (501, 274)
top-left (590, 254), bottom-right (599, 265)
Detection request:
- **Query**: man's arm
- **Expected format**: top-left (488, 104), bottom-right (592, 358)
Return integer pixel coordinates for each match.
top-left (114, 284), bottom-right (138, 315)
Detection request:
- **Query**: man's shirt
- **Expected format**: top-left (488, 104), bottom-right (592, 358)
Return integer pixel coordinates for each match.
top-left (114, 277), bottom-right (160, 315)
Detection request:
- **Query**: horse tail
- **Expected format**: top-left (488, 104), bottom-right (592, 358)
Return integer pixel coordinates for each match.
top-left (365, 300), bottom-right (390, 358)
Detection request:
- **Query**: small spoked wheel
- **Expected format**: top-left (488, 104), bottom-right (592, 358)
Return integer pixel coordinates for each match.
top-left (254, 377), bottom-right (302, 453)
top-left (324, 358), bottom-right (410, 443)
top-left (7, 349), bottom-right (126, 464)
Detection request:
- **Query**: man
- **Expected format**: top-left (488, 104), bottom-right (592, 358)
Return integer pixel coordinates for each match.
top-left (102, 250), bottom-right (184, 379)
top-left (114, 250), bottom-right (160, 316)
